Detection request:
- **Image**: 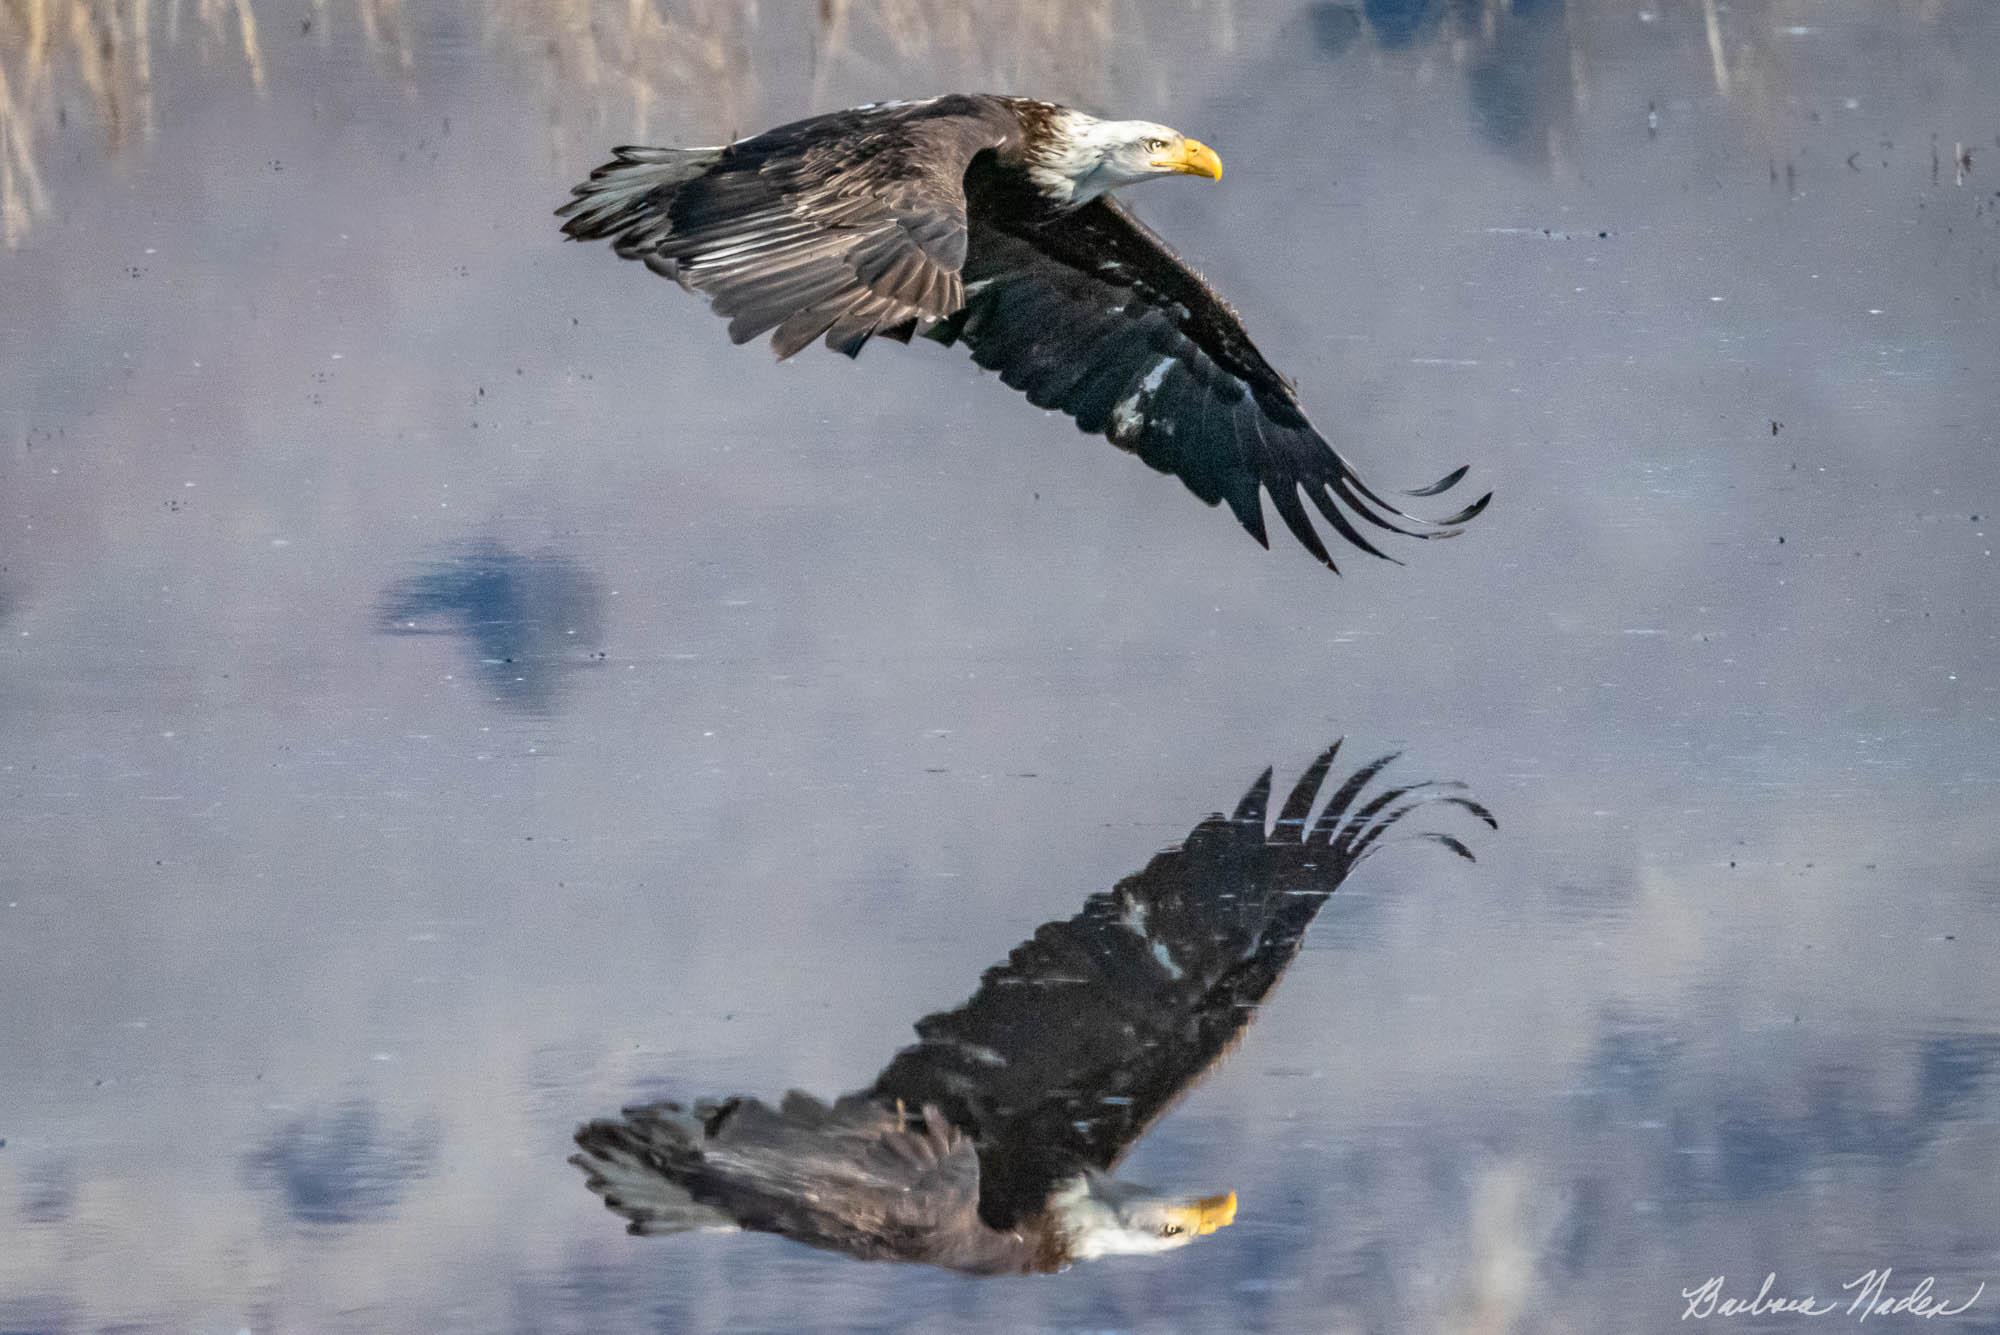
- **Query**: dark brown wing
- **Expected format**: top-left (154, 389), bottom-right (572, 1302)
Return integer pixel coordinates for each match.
top-left (572, 1093), bottom-right (1004, 1266)
top-left (867, 742), bottom-right (1495, 1231)
top-left (930, 196), bottom-right (1491, 570)
top-left (560, 97), bottom-right (1017, 358)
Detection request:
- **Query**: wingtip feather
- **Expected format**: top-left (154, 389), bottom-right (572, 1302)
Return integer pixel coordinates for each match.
top-left (1403, 463), bottom-right (1471, 498)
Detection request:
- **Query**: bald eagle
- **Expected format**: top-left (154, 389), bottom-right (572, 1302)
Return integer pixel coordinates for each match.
top-left (558, 95), bottom-right (1490, 571)
top-left (572, 742), bottom-right (1494, 1274)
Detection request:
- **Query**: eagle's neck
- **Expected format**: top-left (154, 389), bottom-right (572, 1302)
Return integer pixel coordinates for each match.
top-left (1013, 105), bottom-right (1120, 207)
top-left (1047, 1174), bottom-right (1127, 1259)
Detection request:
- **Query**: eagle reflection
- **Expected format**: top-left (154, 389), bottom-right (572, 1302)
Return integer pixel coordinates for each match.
top-left (574, 742), bottom-right (1493, 1274)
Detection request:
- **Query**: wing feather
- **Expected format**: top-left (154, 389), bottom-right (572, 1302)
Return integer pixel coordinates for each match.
top-left (560, 97), bottom-right (1014, 359)
top-left (866, 745), bottom-right (1491, 1231)
top-left (573, 1095), bottom-right (991, 1262)
top-left (936, 197), bottom-right (1490, 570)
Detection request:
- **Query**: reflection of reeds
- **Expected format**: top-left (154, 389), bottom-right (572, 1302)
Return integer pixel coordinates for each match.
top-left (1, 0), bottom-right (1218, 239)
top-left (340, 0), bottom-right (412, 73)
top-left (480, 0), bottom-right (1219, 152)
top-left (483, 0), bottom-right (759, 149)
top-left (808, 0), bottom-right (1177, 111)
top-left (1, 0), bottom-right (1970, 247)
top-left (1, 0), bottom-right (271, 246)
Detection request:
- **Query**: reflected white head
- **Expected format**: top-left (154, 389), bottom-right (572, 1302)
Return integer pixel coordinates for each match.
top-left (1052, 1171), bottom-right (1239, 1260)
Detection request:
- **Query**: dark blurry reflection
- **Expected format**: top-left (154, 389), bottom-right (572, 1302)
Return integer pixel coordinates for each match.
top-left (573, 742), bottom-right (1493, 1275)
top-left (1304, 0), bottom-right (1575, 166)
top-left (1577, 1024), bottom-right (2000, 1208)
top-left (1362, 0), bottom-right (1450, 50)
top-left (244, 1100), bottom-right (440, 1227)
top-left (1299, 2), bottom-right (1364, 57)
top-left (1916, 1036), bottom-right (2000, 1123)
top-left (376, 542), bottom-right (607, 716)
top-left (1464, 0), bottom-right (1571, 159)
top-left (16, 1159), bottom-right (76, 1225)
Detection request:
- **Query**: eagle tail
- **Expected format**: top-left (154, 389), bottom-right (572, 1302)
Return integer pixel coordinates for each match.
top-left (557, 145), bottom-right (723, 252)
top-left (571, 1103), bottom-right (740, 1237)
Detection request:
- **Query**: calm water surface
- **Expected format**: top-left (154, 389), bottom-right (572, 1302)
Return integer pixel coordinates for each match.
top-left (3, 2), bottom-right (1998, 1331)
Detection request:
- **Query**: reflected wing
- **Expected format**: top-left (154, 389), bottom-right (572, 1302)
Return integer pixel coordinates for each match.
top-left (868, 742), bottom-right (1495, 1229)
top-left (560, 98), bottom-right (1012, 358)
top-left (573, 1093), bottom-right (989, 1263)
top-left (931, 197), bottom-right (1490, 570)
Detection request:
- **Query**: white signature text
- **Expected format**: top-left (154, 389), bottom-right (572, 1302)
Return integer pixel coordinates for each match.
top-left (1681, 1270), bottom-right (1984, 1322)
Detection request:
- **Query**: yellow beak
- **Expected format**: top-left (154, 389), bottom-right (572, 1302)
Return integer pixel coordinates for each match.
top-left (1156, 137), bottom-right (1223, 181)
top-left (1168, 1190), bottom-right (1239, 1236)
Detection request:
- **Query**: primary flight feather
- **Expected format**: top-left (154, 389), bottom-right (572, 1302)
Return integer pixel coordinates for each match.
top-left (558, 94), bottom-right (1489, 571)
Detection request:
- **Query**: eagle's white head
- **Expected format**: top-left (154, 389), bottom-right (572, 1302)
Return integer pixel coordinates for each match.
top-left (1051, 1171), bottom-right (1239, 1260)
top-left (1029, 111), bottom-right (1224, 205)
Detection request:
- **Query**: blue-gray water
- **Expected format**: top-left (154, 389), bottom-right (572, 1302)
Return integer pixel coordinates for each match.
top-left (3, 2), bottom-right (1998, 1331)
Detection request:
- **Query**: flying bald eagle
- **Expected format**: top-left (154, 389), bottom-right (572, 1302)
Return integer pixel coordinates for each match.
top-left (572, 742), bottom-right (1494, 1274)
top-left (558, 95), bottom-right (1490, 571)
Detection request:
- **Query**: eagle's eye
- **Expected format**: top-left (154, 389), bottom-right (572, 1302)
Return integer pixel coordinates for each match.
top-left (1143, 137), bottom-right (1168, 153)
top-left (1161, 1225), bottom-right (1184, 1237)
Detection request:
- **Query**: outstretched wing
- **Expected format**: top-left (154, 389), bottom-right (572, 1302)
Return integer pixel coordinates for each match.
top-left (867, 742), bottom-right (1495, 1231)
top-left (930, 197), bottom-right (1491, 570)
top-left (559, 97), bottom-right (1016, 358)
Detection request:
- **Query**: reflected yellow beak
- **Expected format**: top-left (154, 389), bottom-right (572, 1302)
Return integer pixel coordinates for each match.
top-left (1156, 137), bottom-right (1223, 181)
top-left (1169, 1190), bottom-right (1239, 1236)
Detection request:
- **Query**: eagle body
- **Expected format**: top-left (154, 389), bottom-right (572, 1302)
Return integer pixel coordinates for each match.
top-left (560, 96), bottom-right (1489, 570)
top-left (573, 744), bottom-right (1493, 1274)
